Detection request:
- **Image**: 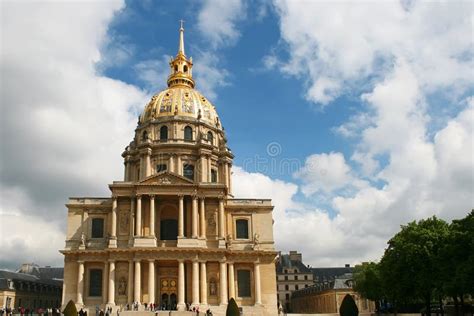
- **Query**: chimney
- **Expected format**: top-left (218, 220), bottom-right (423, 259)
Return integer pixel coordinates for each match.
top-left (289, 251), bottom-right (302, 262)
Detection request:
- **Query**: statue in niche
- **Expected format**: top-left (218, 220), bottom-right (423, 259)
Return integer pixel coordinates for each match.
top-left (80, 232), bottom-right (86, 246)
top-left (207, 213), bottom-right (216, 235)
top-left (118, 277), bottom-right (127, 295)
top-left (253, 233), bottom-right (260, 250)
top-left (226, 234), bottom-right (233, 249)
top-left (119, 211), bottom-right (129, 234)
top-left (209, 279), bottom-right (217, 296)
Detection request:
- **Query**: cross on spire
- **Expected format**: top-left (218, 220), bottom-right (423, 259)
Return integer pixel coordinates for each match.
top-left (179, 19), bottom-right (185, 30)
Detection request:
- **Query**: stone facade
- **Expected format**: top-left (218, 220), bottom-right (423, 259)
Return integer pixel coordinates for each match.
top-left (276, 251), bottom-right (314, 312)
top-left (290, 273), bottom-right (375, 314)
top-left (60, 25), bottom-right (278, 316)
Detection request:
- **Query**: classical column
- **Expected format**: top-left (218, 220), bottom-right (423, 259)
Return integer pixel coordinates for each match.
top-left (207, 156), bottom-right (212, 182)
top-left (136, 195), bottom-right (142, 237)
top-left (178, 195), bottom-right (184, 238)
top-left (228, 262), bottom-right (235, 299)
top-left (200, 262), bottom-right (207, 305)
top-left (219, 261), bottom-right (228, 305)
top-left (134, 260), bottom-right (141, 303)
top-left (103, 262), bottom-right (109, 304)
top-left (111, 197), bottom-right (117, 238)
top-left (130, 197), bottom-right (135, 238)
top-left (169, 155), bottom-right (175, 173)
top-left (144, 148), bottom-right (152, 177)
top-left (199, 198), bottom-right (206, 239)
top-left (192, 260), bottom-right (200, 306)
top-left (218, 198), bottom-right (225, 239)
top-left (224, 163), bottom-right (230, 188)
top-left (148, 260), bottom-right (155, 304)
top-left (254, 262), bottom-right (261, 305)
top-left (176, 155), bottom-right (182, 176)
top-left (200, 155), bottom-right (206, 182)
top-left (76, 261), bottom-right (84, 305)
top-left (108, 260), bottom-right (115, 305)
top-left (149, 195), bottom-right (155, 238)
top-left (192, 195), bottom-right (198, 238)
top-left (228, 164), bottom-right (233, 194)
top-left (177, 260), bottom-right (185, 311)
top-left (127, 261), bottom-right (133, 304)
top-left (110, 196), bottom-right (117, 248)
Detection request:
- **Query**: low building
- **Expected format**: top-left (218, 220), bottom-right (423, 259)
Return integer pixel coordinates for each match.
top-left (0, 263), bottom-right (63, 311)
top-left (290, 273), bottom-right (375, 314)
top-left (276, 251), bottom-right (314, 312)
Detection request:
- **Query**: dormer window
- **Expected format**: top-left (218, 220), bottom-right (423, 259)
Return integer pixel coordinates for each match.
top-left (174, 65), bottom-right (178, 72)
top-left (183, 65), bottom-right (188, 73)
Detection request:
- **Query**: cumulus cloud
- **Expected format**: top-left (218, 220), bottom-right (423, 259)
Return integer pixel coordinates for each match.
top-left (271, 0), bottom-right (473, 105)
top-left (197, 0), bottom-right (246, 48)
top-left (293, 152), bottom-right (358, 196)
top-left (0, 1), bottom-right (148, 269)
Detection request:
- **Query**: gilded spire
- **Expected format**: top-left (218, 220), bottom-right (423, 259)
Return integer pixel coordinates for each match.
top-left (178, 19), bottom-right (185, 56)
top-left (167, 22), bottom-right (195, 88)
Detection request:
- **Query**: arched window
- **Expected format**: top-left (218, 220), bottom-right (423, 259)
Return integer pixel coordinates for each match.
top-left (211, 169), bottom-right (218, 183)
top-left (183, 65), bottom-right (188, 73)
top-left (184, 126), bottom-right (193, 141)
top-left (236, 219), bottom-right (249, 239)
top-left (160, 126), bottom-right (168, 141)
top-left (207, 131), bottom-right (214, 145)
top-left (174, 65), bottom-right (178, 72)
top-left (183, 164), bottom-right (194, 181)
top-left (142, 130), bottom-right (148, 141)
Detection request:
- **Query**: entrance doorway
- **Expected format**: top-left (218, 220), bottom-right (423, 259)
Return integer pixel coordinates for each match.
top-left (160, 278), bottom-right (177, 310)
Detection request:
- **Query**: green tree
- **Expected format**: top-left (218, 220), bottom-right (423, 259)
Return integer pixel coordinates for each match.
top-left (62, 300), bottom-right (77, 316)
top-left (440, 211), bottom-right (474, 314)
top-left (226, 298), bottom-right (240, 316)
top-left (340, 294), bottom-right (359, 316)
top-left (353, 262), bottom-right (383, 311)
top-left (379, 216), bottom-right (449, 315)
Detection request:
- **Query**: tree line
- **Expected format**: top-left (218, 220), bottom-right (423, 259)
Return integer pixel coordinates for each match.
top-left (354, 211), bottom-right (474, 316)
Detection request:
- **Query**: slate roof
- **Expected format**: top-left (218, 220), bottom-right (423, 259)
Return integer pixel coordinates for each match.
top-left (0, 269), bottom-right (63, 290)
top-left (311, 266), bottom-right (354, 282)
top-left (276, 254), bottom-right (312, 274)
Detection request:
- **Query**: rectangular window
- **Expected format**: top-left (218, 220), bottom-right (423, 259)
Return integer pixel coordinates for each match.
top-left (237, 270), bottom-right (251, 297)
top-left (89, 269), bottom-right (102, 297)
top-left (91, 218), bottom-right (104, 238)
top-left (211, 169), bottom-right (218, 182)
top-left (156, 164), bottom-right (167, 173)
top-left (236, 219), bottom-right (249, 239)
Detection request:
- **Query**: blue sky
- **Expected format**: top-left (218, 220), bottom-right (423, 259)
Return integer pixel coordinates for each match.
top-left (101, 0), bottom-right (355, 173)
top-left (1, 0), bottom-right (472, 269)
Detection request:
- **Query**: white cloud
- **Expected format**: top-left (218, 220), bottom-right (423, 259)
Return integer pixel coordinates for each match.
top-left (0, 1), bottom-right (148, 269)
top-left (271, 0), bottom-right (473, 105)
top-left (197, 0), bottom-right (246, 48)
top-left (133, 56), bottom-right (170, 92)
top-left (293, 152), bottom-right (357, 196)
top-left (193, 51), bottom-right (230, 100)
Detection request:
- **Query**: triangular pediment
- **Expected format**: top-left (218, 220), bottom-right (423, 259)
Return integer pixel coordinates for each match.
top-left (138, 171), bottom-right (194, 185)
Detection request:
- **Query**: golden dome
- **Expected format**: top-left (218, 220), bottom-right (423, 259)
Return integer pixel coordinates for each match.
top-left (139, 23), bottom-right (220, 127)
top-left (141, 86), bottom-right (220, 126)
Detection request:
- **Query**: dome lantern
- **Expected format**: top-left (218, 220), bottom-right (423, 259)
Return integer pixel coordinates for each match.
top-left (167, 21), bottom-right (195, 89)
